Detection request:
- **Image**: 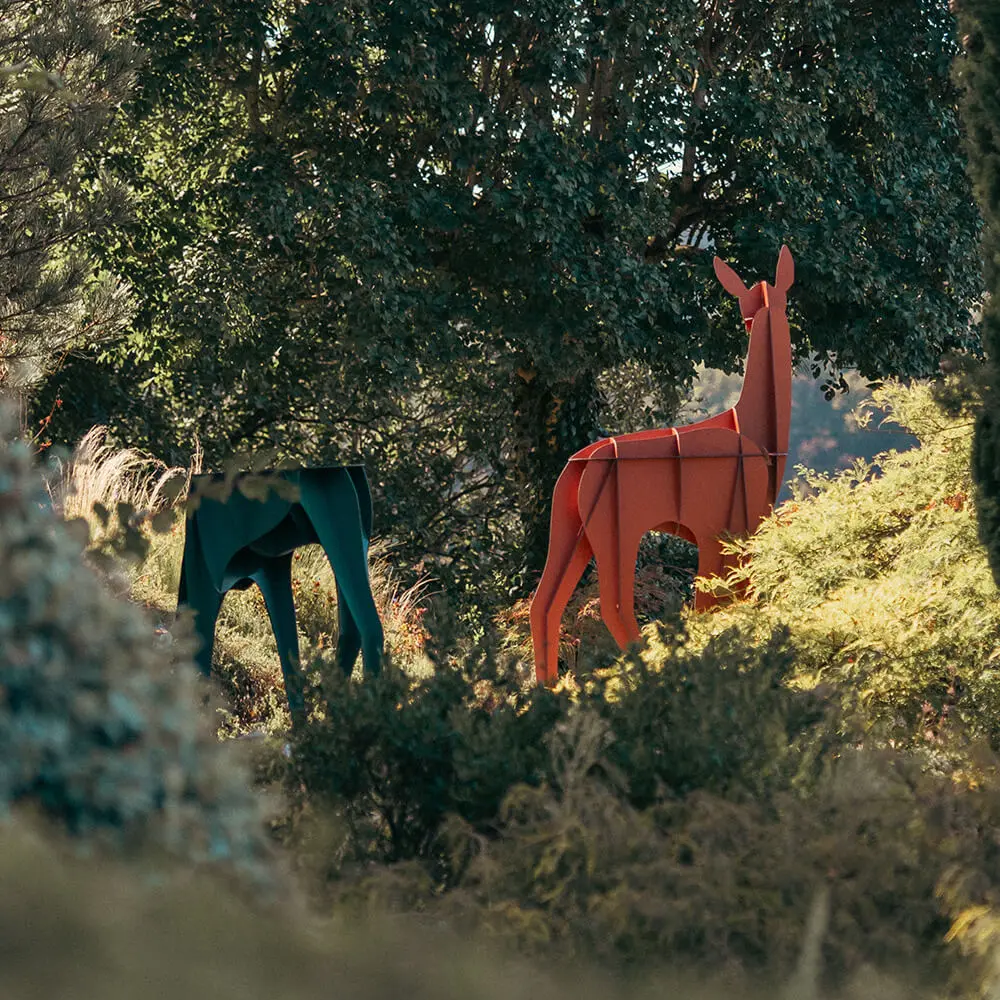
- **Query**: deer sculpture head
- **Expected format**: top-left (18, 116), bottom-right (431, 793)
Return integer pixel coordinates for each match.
top-left (714, 244), bottom-right (794, 332)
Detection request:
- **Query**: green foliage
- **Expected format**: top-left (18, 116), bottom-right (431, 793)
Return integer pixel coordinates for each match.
top-left (262, 380), bottom-right (1000, 997)
top-left (33, 0), bottom-right (983, 601)
top-left (0, 0), bottom-right (140, 394)
top-left (687, 379), bottom-right (998, 750)
top-left (0, 406), bottom-right (273, 883)
top-left (284, 612), bottom-right (824, 875)
top-left (595, 624), bottom-right (817, 807)
top-left (290, 658), bottom-right (568, 866)
top-left (4, 814), bottom-right (947, 1000)
top-left (12, 380), bottom-right (1000, 995)
top-left (287, 664), bottom-right (1000, 994)
top-left (442, 712), bottom-right (998, 994)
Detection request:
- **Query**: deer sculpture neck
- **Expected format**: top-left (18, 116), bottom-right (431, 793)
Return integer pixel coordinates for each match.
top-left (714, 244), bottom-right (794, 505)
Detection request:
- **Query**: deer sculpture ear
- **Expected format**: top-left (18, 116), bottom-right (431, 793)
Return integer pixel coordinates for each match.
top-left (774, 244), bottom-right (794, 292)
top-left (713, 256), bottom-right (749, 299)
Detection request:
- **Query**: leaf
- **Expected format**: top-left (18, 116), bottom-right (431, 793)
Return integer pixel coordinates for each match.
top-left (270, 479), bottom-right (301, 503)
top-left (249, 448), bottom-right (279, 473)
top-left (92, 502), bottom-right (110, 528)
top-left (236, 475), bottom-right (275, 502)
top-left (158, 473), bottom-right (187, 503)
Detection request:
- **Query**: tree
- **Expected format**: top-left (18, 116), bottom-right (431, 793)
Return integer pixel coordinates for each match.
top-left (955, 0), bottom-right (1000, 583)
top-left (37, 0), bottom-right (983, 598)
top-left (0, 0), bottom-right (141, 423)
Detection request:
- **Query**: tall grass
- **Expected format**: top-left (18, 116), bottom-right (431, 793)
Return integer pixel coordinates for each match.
top-left (48, 424), bottom-right (192, 525)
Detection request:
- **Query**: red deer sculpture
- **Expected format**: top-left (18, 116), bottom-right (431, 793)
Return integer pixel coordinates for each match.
top-left (530, 245), bottom-right (794, 685)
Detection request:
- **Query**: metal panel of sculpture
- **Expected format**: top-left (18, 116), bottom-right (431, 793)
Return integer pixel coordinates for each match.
top-left (530, 246), bottom-right (795, 685)
top-left (177, 465), bottom-right (384, 726)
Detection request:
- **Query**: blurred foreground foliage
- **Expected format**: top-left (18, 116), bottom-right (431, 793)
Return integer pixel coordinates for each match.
top-left (273, 636), bottom-right (1000, 998)
top-left (0, 405), bottom-right (273, 887)
top-left (1, 814), bottom-right (933, 1000)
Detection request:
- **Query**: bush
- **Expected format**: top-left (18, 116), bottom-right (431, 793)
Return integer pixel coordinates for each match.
top-left (279, 615), bottom-right (839, 926)
top-left (443, 712), bottom-right (964, 987)
top-left (292, 683), bottom-right (1000, 994)
top-left (288, 655), bottom-right (569, 871)
top-left (689, 378), bottom-right (1000, 751)
top-left (593, 622), bottom-right (826, 807)
top-left (0, 407), bottom-right (272, 885)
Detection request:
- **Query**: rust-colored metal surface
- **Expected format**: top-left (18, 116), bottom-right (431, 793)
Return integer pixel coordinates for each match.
top-left (530, 246), bottom-right (794, 685)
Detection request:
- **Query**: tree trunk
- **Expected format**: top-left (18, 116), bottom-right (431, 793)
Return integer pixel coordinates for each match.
top-left (957, 1), bottom-right (1000, 581)
top-left (509, 364), bottom-right (604, 593)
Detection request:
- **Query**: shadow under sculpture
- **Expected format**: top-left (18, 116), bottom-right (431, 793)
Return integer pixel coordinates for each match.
top-left (530, 246), bottom-right (795, 685)
top-left (177, 466), bottom-right (385, 727)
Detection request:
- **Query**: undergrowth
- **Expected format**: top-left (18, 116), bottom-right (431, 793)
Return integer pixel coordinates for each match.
top-left (260, 378), bottom-right (1000, 998)
top-left (21, 378), bottom-right (1000, 998)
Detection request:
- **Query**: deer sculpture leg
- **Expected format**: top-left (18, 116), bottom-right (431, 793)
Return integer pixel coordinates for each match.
top-left (530, 459), bottom-right (595, 686)
top-left (177, 528), bottom-right (225, 678)
top-left (297, 472), bottom-right (385, 675)
top-left (572, 445), bottom-right (643, 650)
top-left (250, 552), bottom-right (307, 728)
top-left (590, 519), bottom-right (645, 650)
top-left (330, 467), bottom-right (375, 677)
top-left (334, 577), bottom-right (363, 677)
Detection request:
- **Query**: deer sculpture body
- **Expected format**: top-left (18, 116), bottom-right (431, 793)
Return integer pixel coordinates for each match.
top-left (529, 246), bottom-right (794, 685)
top-left (178, 466), bottom-right (384, 729)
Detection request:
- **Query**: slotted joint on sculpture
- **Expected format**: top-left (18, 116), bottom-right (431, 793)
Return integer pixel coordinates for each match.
top-left (529, 245), bottom-right (795, 685)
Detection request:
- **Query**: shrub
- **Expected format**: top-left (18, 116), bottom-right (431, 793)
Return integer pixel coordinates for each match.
top-left (593, 622), bottom-right (826, 807)
top-left (689, 378), bottom-right (1000, 750)
top-left (276, 381), bottom-right (1000, 996)
top-left (288, 655), bottom-right (569, 871)
top-left (281, 614), bottom-right (836, 905)
top-left (443, 711), bottom-right (966, 989)
top-left (0, 407), bottom-right (272, 884)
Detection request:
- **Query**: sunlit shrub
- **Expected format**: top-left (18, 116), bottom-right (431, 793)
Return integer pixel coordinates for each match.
top-left (689, 378), bottom-right (1000, 750)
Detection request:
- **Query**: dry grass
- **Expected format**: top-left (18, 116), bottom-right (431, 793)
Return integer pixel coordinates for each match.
top-left (292, 542), bottom-right (434, 675)
top-left (49, 424), bottom-right (192, 526)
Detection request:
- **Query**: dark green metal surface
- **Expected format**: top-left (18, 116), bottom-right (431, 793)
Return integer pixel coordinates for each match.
top-left (177, 466), bottom-right (384, 726)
